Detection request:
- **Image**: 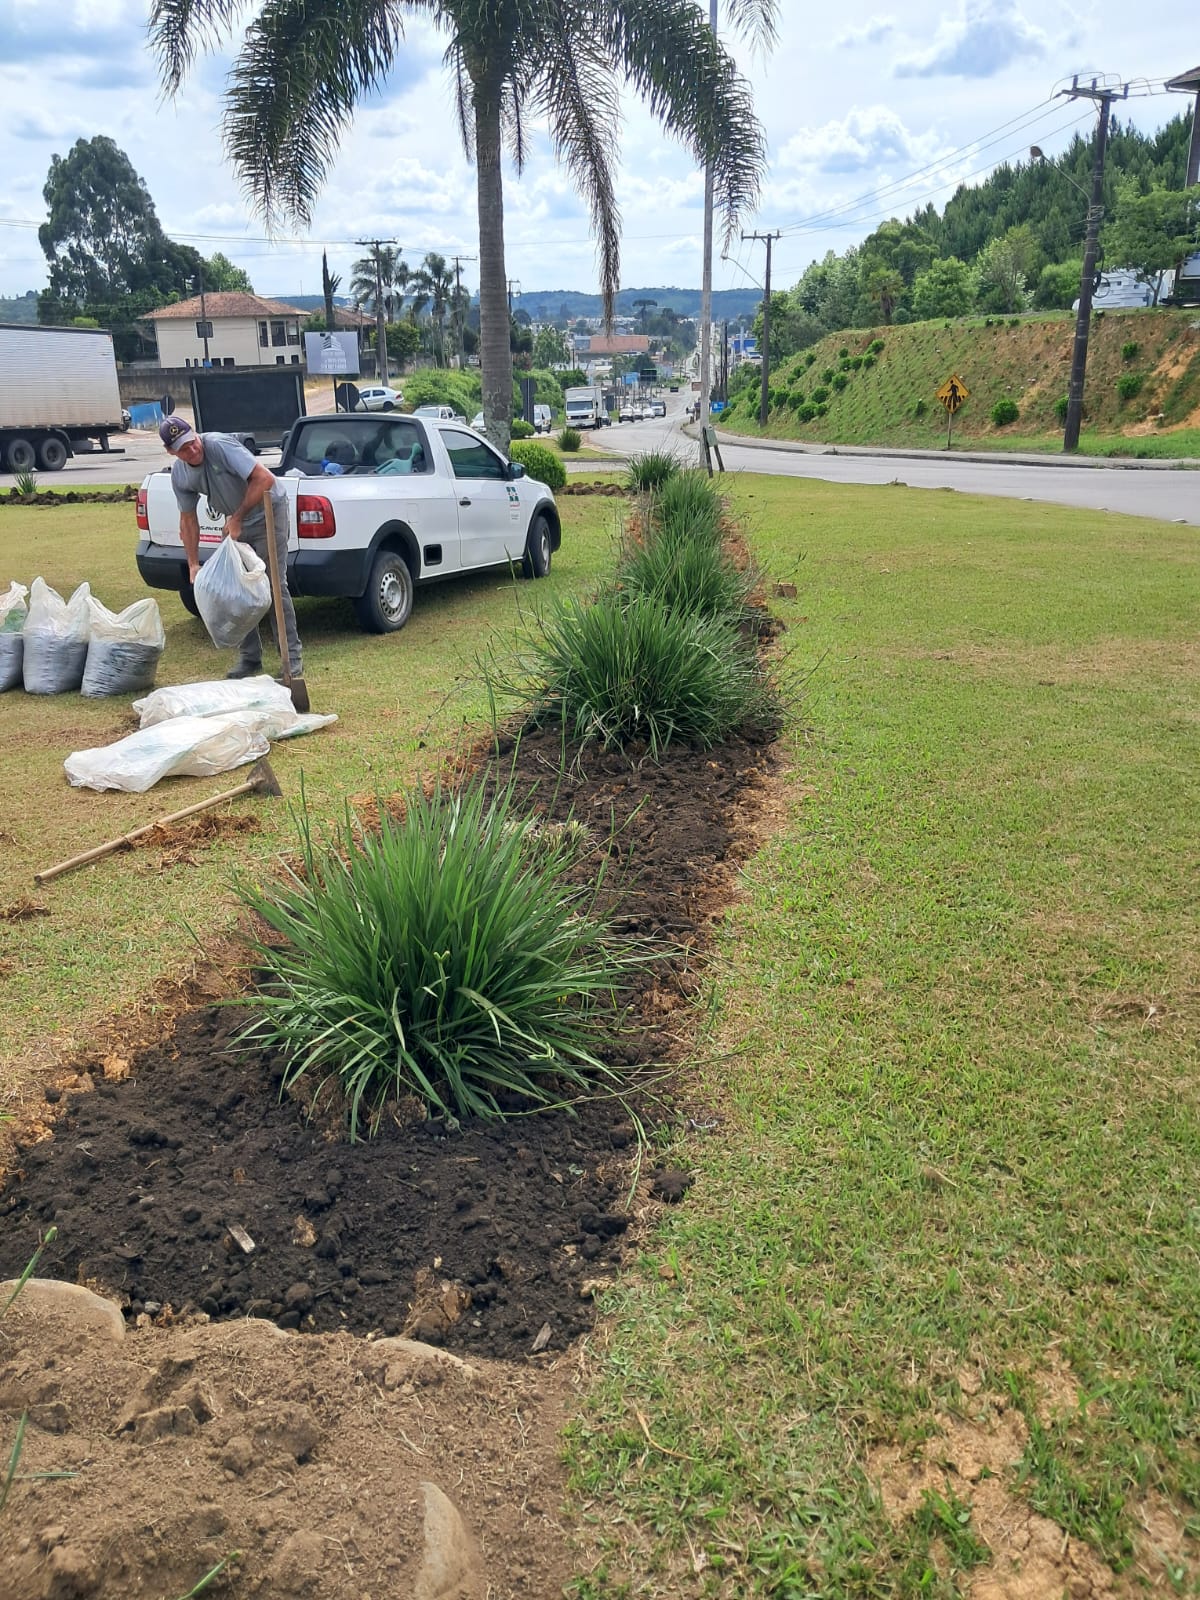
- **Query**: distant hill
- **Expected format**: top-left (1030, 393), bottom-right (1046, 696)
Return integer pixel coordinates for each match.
top-left (513, 287), bottom-right (761, 321)
top-left (0, 292), bottom-right (38, 324)
top-left (271, 287), bottom-right (762, 322)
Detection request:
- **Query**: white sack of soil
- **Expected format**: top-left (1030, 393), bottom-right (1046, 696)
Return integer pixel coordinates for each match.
top-left (0, 581), bottom-right (28, 693)
top-left (81, 596), bottom-right (166, 698)
top-left (22, 578), bottom-right (92, 694)
top-left (65, 712), bottom-right (270, 792)
top-left (192, 536), bottom-right (272, 650)
top-left (133, 675), bottom-right (293, 727)
top-left (65, 707), bottom-right (338, 791)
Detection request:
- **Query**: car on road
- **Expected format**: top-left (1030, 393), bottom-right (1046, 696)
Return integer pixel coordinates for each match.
top-left (412, 403), bottom-right (465, 423)
top-left (532, 404), bottom-right (553, 433)
top-left (136, 413), bottom-right (561, 634)
top-left (648, 399), bottom-right (666, 418)
top-left (618, 400), bottom-right (636, 422)
top-left (355, 385), bottom-right (404, 412)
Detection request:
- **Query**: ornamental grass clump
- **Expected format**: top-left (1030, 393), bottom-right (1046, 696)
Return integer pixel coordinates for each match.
top-left (650, 469), bottom-right (722, 546)
top-left (508, 591), bottom-right (778, 755)
top-left (625, 449), bottom-right (680, 492)
top-left (618, 521), bottom-right (755, 625)
top-left (234, 778), bottom-right (641, 1137)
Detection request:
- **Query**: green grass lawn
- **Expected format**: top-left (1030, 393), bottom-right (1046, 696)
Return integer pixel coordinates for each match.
top-left (3, 476), bottom-right (1197, 1594)
top-left (0, 492), bottom-right (626, 1078)
top-left (567, 478), bottom-right (1200, 1596)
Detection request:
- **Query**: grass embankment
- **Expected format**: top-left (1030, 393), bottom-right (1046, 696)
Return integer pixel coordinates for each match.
top-left (723, 307), bottom-right (1200, 457)
top-left (0, 489), bottom-right (625, 1097)
top-left (569, 477), bottom-right (1200, 1595)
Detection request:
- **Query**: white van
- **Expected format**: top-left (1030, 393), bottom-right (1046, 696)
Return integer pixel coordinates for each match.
top-left (533, 404), bottom-right (553, 433)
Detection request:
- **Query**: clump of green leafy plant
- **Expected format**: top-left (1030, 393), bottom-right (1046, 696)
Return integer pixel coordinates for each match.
top-left (651, 469), bottom-right (723, 545)
top-left (991, 397), bottom-right (1020, 426)
top-left (625, 449), bottom-right (680, 492)
top-left (1121, 341), bottom-right (1139, 362)
top-left (1055, 394), bottom-right (1070, 423)
top-left (558, 427), bottom-right (583, 452)
top-left (618, 518), bottom-right (754, 625)
top-left (1116, 372), bottom-right (1143, 402)
top-left (812, 385), bottom-right (830, 405)
top-left (510, 418), bottom-right (535, 439)
top-left (235, 780), bottom-right (641, 1135)
top-left (507, 591), bottom-right (779, 755)
top-left (868, 338), bottom-right (885, 354)
top-left (832, 372), bottom-right (849, 391)
top-left (804, 351), bottom-right (817, 367)
top-left (509, 439), bottom-right (566, 489)
top-left (13, 469), bottom-right (37, 500)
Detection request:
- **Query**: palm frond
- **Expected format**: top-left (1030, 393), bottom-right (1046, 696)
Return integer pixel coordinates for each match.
top-left (532, 16), bottom-right (622, 320)
top-left (148, 0), bottom-right (244, 95)
top-left (222, 0), bottom-right (417, 225)
top-left (604, 0), bottom-right (767, 244)
top-left (720, 0), bottom-right (779, 52)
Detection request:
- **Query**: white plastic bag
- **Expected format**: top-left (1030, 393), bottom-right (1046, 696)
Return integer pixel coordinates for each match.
top-left (81, 596), bottom-right (166, 698)
top-left (64, 712), bottom-right (271, 792)
top-left (133, 675), bottom-right (293, 727)
top-left (0, 581), bottom-right (28, 693)
top-left (22, 578), bottom-right (92, 694)
top-left (192, 537), bottom-right (272, 650)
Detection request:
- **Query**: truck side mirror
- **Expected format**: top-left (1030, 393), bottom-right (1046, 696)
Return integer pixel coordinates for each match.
top-left (508, 460), bottom-right (527, 480)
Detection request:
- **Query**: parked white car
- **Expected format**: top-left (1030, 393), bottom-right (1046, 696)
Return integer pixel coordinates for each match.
top-left (136, 413), bottom-right (561, 634)
top-left (354, 385), bottom-right (404, 412)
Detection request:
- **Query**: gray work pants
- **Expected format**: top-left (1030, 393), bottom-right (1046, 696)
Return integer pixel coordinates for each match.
top-left (235, 500), bottom-right (303, 676)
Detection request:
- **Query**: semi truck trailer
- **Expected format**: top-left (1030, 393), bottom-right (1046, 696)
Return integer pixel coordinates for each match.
top-left (0, 324), bottom-right (125, 472)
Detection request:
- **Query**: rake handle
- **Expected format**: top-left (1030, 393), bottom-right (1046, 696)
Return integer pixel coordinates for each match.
top-left (33, 777), bottom-right (261, 884)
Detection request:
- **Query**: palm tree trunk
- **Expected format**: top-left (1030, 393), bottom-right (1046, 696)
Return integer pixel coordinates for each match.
top-left (474, 88), bottom-right (512, 452)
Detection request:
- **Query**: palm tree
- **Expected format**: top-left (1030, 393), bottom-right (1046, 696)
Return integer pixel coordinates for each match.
top-left (150, 0), bottom-right (768, 451)
top-left (415, 252), bottom-right (456, 366)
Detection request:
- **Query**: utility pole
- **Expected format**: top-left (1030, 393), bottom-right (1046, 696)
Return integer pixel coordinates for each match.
top-left (356, 237), bottom-right (398, 383)
top-left (194, 262), bottom-right (210, 365)
top-left (698, 0), bottom-right (718, 428)
top-left (721, 319), bottom-right (729, 402)
top-left (742, 230), bottom-right (780, 427)
top-left (507, 279), bottom-right (521, 318)
top-left (451, 254), bottom-right (476, 367)
top-left (1060, 78), bottom-right (1127, 452)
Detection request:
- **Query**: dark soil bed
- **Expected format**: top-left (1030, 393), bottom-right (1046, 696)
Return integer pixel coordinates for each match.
top-left (0, 726), bottom-right (776, 1360)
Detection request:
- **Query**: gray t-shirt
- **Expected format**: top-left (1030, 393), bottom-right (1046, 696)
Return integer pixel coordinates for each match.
top-left (171, 433), bottom-right (285, 534)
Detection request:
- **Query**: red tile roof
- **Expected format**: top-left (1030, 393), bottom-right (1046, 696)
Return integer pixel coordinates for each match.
top-left (146, 293), bottom-right (305, 320)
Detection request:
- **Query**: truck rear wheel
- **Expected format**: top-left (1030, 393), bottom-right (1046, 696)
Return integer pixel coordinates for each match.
top-left (354, 549), bottom-right (414, 633)
top-left (5, 438), bottom-right (36, 473)
top-left (180, 581), bottom-right (200, 618)
top-left (38, 436), bottom-right (68, 472)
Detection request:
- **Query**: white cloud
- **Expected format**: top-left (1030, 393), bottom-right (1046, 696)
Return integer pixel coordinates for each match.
top-left (779, 106), bottom-right (948, 176)
top-left (835, 15), bottom-right (896, 47)
top-left (894, 0), bottom-right (1049, 79)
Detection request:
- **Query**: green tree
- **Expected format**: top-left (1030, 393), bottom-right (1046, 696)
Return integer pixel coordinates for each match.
top-left (204, 250), bottom-right (254, 291)
top-left (751, 290), bottom-right (823, 362)
top-left (414, 252), bottom-right (456, 364)
top-left (1104, 184), bottom-right (1200, 304)
top-left (866, 267), bottom-right (906, 325)
top-left (322, 249), bottom-right (341, 333)
top-left (150, 0), bottom-right (767, 453)
top-left (533, 325), bottom-right (569, 367)
top-left (1033, 259), bottom-right (1083, 310)
top-left (911, 256), bottom-right (975, 320)
top-left (975, 225), bottom-right (1037, 313)
top-left (38, 135), bottom-right (164, 302)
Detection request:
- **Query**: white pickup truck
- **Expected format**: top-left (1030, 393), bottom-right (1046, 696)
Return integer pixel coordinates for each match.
top-left (135, 412), bottom-right (561, 632)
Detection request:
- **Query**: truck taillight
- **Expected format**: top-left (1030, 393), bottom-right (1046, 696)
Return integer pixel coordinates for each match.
top-left (136, 488), bottom-right (149, 532)
top-left (297, 495), bottom-right (336, 539)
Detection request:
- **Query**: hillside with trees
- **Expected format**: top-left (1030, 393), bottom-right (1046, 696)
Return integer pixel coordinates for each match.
top-left (754, 114), bottom-right (1198, 366)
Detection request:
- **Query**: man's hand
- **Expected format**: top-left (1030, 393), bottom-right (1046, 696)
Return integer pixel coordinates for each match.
top-left (224, 514), bottom-right (243, 541)
top-left (188, 560), bottom-right (200, 584)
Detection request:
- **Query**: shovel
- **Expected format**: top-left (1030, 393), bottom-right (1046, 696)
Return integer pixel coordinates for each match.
top-left (262, 488), bottom-right (310, 713)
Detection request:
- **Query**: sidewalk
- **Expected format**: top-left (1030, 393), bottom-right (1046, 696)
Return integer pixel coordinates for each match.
top-left (692, 423), bottom-right (1200, 472)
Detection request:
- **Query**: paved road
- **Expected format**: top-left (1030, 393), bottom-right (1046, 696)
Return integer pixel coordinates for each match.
top-left (6, 401), bottom-right (1198, 525)
top-left (598, 402), bottom-right (1200, 526)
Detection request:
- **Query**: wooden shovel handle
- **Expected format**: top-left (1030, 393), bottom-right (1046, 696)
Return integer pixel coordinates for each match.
top-left (262, 489), bottom-right (291, 683)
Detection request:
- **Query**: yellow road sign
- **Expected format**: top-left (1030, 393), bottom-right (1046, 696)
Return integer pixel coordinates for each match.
top-left (936, 374), bottom-right (970, 413)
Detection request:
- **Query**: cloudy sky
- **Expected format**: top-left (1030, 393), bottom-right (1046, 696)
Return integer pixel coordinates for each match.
top-left (0, 1), bottom-right (1195, 303)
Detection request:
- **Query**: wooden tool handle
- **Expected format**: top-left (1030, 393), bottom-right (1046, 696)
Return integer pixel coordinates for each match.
top-left (34, 778), bottom-right (257, 884)
top-left (262, 490), bottom-right (291, 683)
